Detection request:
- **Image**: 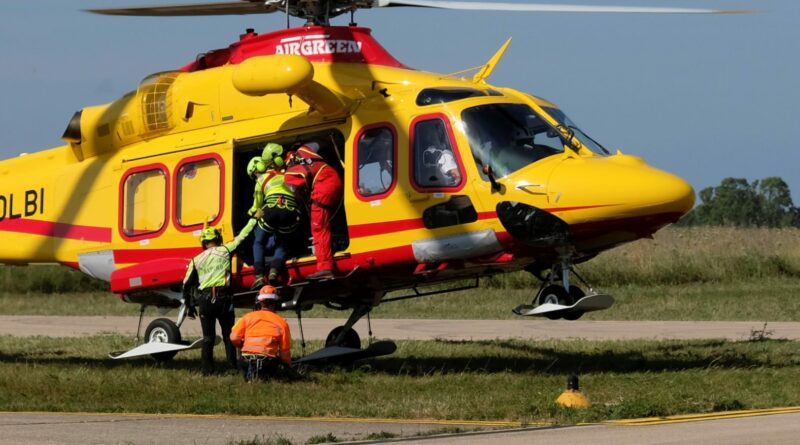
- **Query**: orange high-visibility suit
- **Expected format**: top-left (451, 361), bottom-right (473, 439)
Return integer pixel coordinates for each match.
top-left (285, 144), bottom-right (343, 272)
top-left (230, 310), bottom-right (292, 364)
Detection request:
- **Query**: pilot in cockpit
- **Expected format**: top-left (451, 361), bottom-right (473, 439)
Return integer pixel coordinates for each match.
top-left (419, 121), bottom-right (461, 186)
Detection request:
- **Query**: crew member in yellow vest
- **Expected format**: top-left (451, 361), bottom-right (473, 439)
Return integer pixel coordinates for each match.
top-left (259, 172), bottom-right (304, 282)
top-left (247, 146), bottom-right (283, 289)
top-left (183, 209), bottom-right (262, 375)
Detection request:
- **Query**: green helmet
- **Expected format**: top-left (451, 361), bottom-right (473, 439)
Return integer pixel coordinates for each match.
top-left (200, 226), bottom-right (222, 245)
top-left (246, 156), bottom-right (266, 178)
top-left (262, 142), bottom-right (285, 169)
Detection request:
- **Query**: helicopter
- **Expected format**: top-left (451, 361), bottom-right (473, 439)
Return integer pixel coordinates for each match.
top-left (0, 0), bottom-right (744, 362)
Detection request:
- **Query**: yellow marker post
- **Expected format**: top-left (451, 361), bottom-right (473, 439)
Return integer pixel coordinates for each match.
top-left (555, 375), bottom-right (590, 409)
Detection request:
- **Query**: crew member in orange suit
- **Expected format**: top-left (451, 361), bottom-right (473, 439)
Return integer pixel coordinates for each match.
top-left (230, 285), bottom-right (292, 381)
top-left (284, 142), bottom-right (343, 280)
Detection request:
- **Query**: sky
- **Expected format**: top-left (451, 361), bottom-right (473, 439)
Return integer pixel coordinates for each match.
top-left (1, 0), bottom-right (798, 202)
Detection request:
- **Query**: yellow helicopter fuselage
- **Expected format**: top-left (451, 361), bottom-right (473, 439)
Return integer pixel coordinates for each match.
top-left (0, 25), bottom-right (694, 306)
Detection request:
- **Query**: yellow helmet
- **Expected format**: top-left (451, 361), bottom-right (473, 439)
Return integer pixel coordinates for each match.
top-left (262, 142), bottom-right (285, 169)
top-left (200, 226), bottom-right (222, 245)
top-left (246, 156), bottom-right (266, 179)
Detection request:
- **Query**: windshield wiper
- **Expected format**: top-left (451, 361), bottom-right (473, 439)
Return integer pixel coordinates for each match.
top-left (555, 124), bottom-right (579, 151)
top-left (567, 125), bottom-right (609, 154)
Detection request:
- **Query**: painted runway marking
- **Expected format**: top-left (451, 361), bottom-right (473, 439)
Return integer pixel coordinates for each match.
top-left (4, 406), bottom-right (800, 430)
top-left (605, 406), bottom-right (800, 426)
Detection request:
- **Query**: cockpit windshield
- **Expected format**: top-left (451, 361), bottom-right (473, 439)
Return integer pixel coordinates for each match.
top-left (462, 103), bottom-right (566, 179)
top-left (543, 107), bottom-right (609, 156)
top-left (462, 103), bottom-right (608, 180)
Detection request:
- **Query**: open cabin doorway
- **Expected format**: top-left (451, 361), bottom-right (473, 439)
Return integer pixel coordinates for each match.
top-left (232, 129), bottom-right (349, 270)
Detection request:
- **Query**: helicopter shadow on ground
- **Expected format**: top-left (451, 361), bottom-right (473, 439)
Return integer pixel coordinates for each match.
top-left (1, 337), bottom-right (794, 377)
top-left (0, 348), bottom-right (203, 372)
top-left (336, 338), bottom-right (797, 377)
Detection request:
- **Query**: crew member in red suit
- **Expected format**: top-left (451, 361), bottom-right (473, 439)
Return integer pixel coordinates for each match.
top-left (284, 142), bottom-right (343, 280)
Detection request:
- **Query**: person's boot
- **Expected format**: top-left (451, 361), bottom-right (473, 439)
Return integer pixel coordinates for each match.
top-left (268, 268), bottom-right (280, 285)
top-left (306, 269), bottom-right (334, 281)
top-left (250, 275), bottom-right (265, 290)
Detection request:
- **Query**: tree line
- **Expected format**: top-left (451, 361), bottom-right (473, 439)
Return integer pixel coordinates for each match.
top-left (679, 177), bottom-right (800, 228)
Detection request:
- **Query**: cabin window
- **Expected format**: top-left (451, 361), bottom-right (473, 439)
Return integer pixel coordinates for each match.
top-left (175, 156), bottom-right (223, 229)
top-left (411, 116), bottom-right (464, 191)
top-left (121, 167), bottom-right (167, 238)
top-left (355, 125), bottom-right (396, 200)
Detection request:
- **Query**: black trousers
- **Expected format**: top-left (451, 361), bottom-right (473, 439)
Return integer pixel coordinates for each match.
top-left (198, 289), bottom-right (236, 374)
top-left (262, 206), bottom-right (305, 271)
top-left (240, 355), bottom-right (282, 381)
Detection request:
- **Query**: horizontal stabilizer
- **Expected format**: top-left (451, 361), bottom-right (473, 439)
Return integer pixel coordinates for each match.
top-left (513, 293), bottom-right (614, 317)
top-left (109, 337), bottom-right (218, 359)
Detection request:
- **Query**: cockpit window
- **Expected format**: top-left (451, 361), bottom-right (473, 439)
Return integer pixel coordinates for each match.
top-left (461, 103), bottom-right (566, 179)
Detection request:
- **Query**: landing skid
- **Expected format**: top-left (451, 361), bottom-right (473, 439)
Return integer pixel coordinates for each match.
top-left (296, 340), bottom-right (397, 365)
top-left (513, 293), bottom-right (614, 317)
top-left (109, 336), bottom-right (220, 360)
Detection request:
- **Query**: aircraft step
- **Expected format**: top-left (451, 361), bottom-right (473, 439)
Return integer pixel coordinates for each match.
top-left (109, 336), bottom-right (220, 359)
top-left (513, 293), bottom-right (614, 317)
top-left (296, 340), bottom-right (397, 365)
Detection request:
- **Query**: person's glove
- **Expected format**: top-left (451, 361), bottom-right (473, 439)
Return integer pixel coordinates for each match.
top-left (253, 208), bottom-right (264, 220)
top-left (187, 306), bottom-right (197, 320)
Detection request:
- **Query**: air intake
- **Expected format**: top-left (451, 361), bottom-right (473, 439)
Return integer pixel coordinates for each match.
top-left (138, 71), bottom-right (180, 133)
top-left (62, 110), bottom-right (83, 143)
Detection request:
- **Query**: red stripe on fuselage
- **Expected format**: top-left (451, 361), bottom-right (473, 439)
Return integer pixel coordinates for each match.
top-left (349, 211), bottom-right (499, 239)
top-left (348, 219), bottom-right (425, 238)
top-left (114, 247), bottom-right (202, 264)
top-left (0, 218), bottom-right (112, 243)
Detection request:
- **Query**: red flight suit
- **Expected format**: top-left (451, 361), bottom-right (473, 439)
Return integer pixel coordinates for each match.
top-left (285, 145), bottom-right (343, 272)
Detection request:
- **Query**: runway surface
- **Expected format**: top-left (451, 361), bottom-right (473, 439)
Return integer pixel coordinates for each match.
top-left (2, 409), bottom-right (800, 444)
top-left (2, 316), bottom-right (800, 341)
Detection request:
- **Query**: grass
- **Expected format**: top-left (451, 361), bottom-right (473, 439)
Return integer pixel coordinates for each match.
top-left (364, 431), bottom-right (397, 440)
top-left (573, 226), bottom-right (800, 285)
top-left (305, 433), bottom-right (339, 444)
top-left (0, 265), bottom-right (108, 294)
top-left (1, 335), bottom-right (800, 423)
top-left (2, 277), bottom-right (799, 320)
top-left (228, 435), bottom-right (293, 445)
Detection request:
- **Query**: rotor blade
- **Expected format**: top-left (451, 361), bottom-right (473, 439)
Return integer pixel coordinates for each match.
top-left (376, 0), bottom-right (751, 14)
top-left (87, 1), bottom-right (279, 17)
